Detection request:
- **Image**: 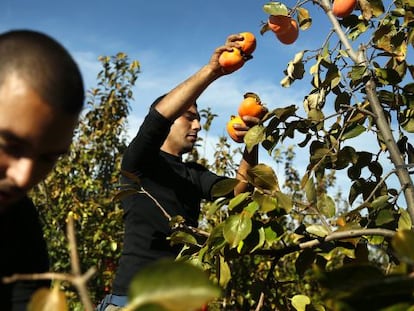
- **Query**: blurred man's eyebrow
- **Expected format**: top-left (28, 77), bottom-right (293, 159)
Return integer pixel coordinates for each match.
top-left (0, 130), bottom-right (27, 144)
top-left (0, 130), bottom-right (68, 156)
top-left (184, 111), bottom-right (200, 119)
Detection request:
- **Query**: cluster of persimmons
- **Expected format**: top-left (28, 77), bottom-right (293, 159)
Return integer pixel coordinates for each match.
top-left (226, 93), bottom-right (267, 143)
top-left (220, 0), bottom-right (357, 143)
top-left (218, 31), bottom-right (257, 72)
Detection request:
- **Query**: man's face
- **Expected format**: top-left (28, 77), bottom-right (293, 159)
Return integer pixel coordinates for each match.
top-left (0, 73), bottom-right (78, 210)
top-left (163, 104), bottom-right (201, 156)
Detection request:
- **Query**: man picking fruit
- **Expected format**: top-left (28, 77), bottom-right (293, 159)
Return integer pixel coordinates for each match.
top-left (97, 33), bottom-right (263, 310)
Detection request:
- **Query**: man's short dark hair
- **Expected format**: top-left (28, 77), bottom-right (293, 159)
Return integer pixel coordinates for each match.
top-left (149, 93), bottom-right (198, 111)
top-left (0, 29), bottom-right (84, 115)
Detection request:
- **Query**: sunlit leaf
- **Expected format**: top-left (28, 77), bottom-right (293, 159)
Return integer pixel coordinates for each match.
top-left (306, 224), bottom-right (330, 237)
top-left (223, 212), bottom-right (253, 248)
top-left (305, 176), bottom-right (317, 204)
top-left (297, 7), bottom-right (312, 30)
top-left (392, 230), bottom-right (414, 264)
top-left (219, 256), bottom-right (231, 287)
top-left (291, 294), bottom-right (311, 311)
top-left (375, 209), bottom-right (395, 226)
top-left (252, 191), bottom-right (278, 213)
top-left (317, 193), bottom-right (336, 218)
top-left (398, 208), bottom-right (412, 230)
top-left (247, 163), bottom-right (280, 192)
top-left (281, 75), bottom-right (293, 87)
top-left (263, 2), bottom-right (289, 16)
top-left (228, 192), bottom-right (250, 211)
top-left (128, 259), bottom-right (221, 311)
top-left (245, 125), bottom-right (266, 153)
top-left (371, 195), bottom-right (389, 210)
top-left (250, 227), bottom-right (266, 253)
top-left (275, 191), bottom-right (293, 213)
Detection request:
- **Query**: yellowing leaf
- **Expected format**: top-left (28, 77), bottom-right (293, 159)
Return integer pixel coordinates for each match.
top-left (398, 208), bottom-right (412, 231)
top-left (219, 256), bottom-right (231, 287)
top-left (306, 224), bottom-right (330, 237)
top-left (128, 259), bottom-right (221, 311)
top-left (263, 1), bottom-right (289, 15)
top-left (247, 164), bottom-right (280, 192)
top-left (392, 230), bottom-right (414, 264)
top-left (291, 294), bottom-right (311, 311)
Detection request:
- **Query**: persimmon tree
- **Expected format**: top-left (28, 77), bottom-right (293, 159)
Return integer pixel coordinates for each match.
top-left (163, 0), bottom-right (414, 310)
top-left (23, 0), bottom-right (414, 309)
top-left (31, 53), bottom-right (140, 308)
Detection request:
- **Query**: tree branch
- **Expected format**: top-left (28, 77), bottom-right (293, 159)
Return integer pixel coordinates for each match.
top-left (255, 228), bottom-right (395, 257)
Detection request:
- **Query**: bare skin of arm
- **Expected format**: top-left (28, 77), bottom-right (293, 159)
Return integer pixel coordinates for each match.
top-left (154, 34), bottom-right (244, 121)
top-left (232, 115), bottom-right (262, 195)
top-left (152, 33), bottom-right (261, 196)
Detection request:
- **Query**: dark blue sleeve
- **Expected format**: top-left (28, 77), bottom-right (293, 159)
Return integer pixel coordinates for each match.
top-left (186, 162), bottom-right (228, 201)
top-left (0, 197), bottom-right (50, 311)
top-left (121, 108), bottom-right (173, 174)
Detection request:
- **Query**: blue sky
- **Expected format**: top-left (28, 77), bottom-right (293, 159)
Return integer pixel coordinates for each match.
top-left (1, 0), bottom-right (411, 196)
top-left (0, 1), bottom-right (322, 160)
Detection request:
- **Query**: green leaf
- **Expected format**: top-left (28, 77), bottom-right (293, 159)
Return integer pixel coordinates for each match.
top-left (169, 231), bottom-right (198, 246)
top-left (297, 7), bottom-right (312, 30)
top-left (251, 227), bottom-right (266, 253)
top-left (206, 223), bottom-right (226, 254)
top-left (245, 125), bottom-right (265, 153)
top-left (223, 212), bottom-right (253, 248)
top-left (272, 105), bottom-right (297, 121)
top-left (341, 124), bottom-right (366, 140)
top-left (306, 224), bottom-right (330, 237)
top-left (375, 209), bottom-right (394, 226)
top-left (371, 195), bottom-right (389, 210)
top-left (247, 164), bottom-right (280, 192)
top-left (228, 192), bottom-right (250, 211)
top-left (128, 259), bottom-right (221, 311)
top-left (317, 193), bottom-right (336, 218)
top-left (263, 1), bottom-right (289, 16)
top-left (392, 229), bottom-right (414, 264)
top-left (211, 178), bottom-right (239, 197)
top-left (219, 256), bottom-right (231, 287)
top-left (275, 191), bottom-right (293, 213)
top-left (291, 294), bottom-right (311, 311)
top-left (252, 191), bottom-right (278, 213)
top-left (305, 176), bottom-right (317, 204)
top-left (398, 208), bottom-right (412, 230)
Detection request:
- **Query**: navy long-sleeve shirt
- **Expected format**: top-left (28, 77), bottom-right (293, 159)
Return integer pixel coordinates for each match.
top-left (0, 197), bottom-right (50, 311)
top-left (112, 107), bottom-right (224, 295)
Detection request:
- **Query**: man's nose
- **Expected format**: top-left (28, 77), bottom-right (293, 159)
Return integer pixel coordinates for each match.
top-left (7, 157), bottom-right (35, 189)
top-left (193, 119), bottom-right (201, 131)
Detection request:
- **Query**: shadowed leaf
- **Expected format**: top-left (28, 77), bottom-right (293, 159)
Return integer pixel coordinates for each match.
top-left (128, 259), bottom-right (221, 311)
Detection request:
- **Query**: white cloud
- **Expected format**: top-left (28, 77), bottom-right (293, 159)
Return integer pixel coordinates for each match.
top-left (72, 51), bottom-right (101, 90)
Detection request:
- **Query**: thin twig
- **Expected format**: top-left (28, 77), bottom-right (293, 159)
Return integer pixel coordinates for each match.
top-left (67, 216), bottom-right (95, 311)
